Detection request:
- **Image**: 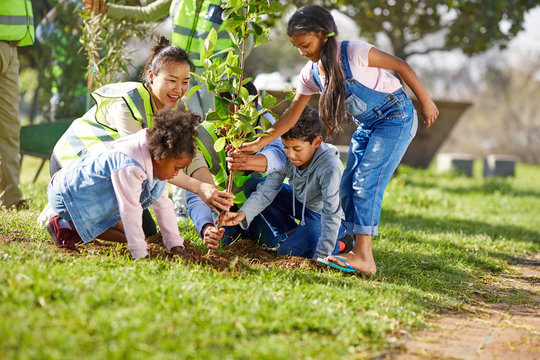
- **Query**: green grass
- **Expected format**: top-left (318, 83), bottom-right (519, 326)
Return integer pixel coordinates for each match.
top-left (1, 157), bottom-right (538, 359)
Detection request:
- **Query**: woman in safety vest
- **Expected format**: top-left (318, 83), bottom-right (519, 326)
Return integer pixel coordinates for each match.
top-left (43, 37), bottom-right (234, 236)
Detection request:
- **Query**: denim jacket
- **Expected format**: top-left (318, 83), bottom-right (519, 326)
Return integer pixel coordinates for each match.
top-left (53, 130), bottom-right (183, 258)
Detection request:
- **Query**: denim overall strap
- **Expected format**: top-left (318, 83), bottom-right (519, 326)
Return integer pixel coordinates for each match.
top-left (311, 62), bottom-right (323, 91)
top-left (340, 41), bottom-right (354, 80)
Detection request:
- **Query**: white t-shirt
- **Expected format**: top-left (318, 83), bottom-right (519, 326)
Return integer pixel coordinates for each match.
top-left (297, 41), bottom-right (402, 95)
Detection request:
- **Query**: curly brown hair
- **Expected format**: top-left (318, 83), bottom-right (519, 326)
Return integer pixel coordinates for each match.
top-left (147, 107), bottom-right (200, 160)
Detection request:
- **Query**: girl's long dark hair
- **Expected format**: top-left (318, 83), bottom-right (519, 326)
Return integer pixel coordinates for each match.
top-left (142, 36), bottom-right (194, 86)
top-left (287, 5), bottom-right (346, 138)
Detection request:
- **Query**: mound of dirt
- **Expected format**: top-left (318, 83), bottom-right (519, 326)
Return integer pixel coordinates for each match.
top-left (49, 233), bottom-right (319, 273)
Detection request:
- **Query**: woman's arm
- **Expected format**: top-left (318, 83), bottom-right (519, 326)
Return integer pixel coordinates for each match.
top-left (368, 47), bottom-right (439, 127)
top-left (240, 93), bottom-right (312, 154)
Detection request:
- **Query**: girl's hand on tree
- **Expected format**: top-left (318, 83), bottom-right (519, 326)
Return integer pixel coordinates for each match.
top-left (421, 98), bottom-right (439, 128)
top-left (202, 224), bottom-right (224, 249)
top-left (198, 182), bottom-right (235, 214)
top-left (239, 138), bottom-right (263, 155)
top-left (221, 211), bottom-right (246, 226)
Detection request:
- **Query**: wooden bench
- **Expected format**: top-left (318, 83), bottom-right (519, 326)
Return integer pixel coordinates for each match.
top-left (19, 120), bottom-right (72, 182)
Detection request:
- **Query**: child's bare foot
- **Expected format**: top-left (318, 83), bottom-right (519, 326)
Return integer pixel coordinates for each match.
top-left (325, 251), bottom-right (377, 274)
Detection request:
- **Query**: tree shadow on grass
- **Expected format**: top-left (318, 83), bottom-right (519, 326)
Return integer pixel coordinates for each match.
top-left (403, 176), bottom-right (540, 198)
top-left (381, 209), bottom-right (540, 246)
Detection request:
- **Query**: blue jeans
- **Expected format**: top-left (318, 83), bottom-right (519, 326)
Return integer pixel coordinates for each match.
top-left (218, 204), bottom-right (280, 247)
top-left (341, 94), bottom-right (418, 236)
top-left (244, 177), bottom-right (342, 258)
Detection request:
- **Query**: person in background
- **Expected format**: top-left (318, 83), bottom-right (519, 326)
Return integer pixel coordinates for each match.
top-left (240, 5), bottom-right (439, 274)
top-left (0, 0), bottom-right (34, 210)
top-left (46, 108), bottom-right (197, 258)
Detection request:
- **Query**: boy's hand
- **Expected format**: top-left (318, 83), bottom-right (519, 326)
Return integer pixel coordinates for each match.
top-left (202, 224), bottom-right (224, 250)
top-left (221, 211), bottom-right (246, 226)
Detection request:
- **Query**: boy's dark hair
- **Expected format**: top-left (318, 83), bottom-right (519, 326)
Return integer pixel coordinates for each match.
top-left (147, 108), bottom-right (200, 160)
top-left (282, 106), bottom-right (321, 143)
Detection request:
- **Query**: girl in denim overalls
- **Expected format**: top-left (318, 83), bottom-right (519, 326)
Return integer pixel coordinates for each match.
top-left (241, 5), bottom-right (439, 274)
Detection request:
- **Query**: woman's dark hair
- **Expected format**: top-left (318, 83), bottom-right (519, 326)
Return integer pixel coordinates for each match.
top-left (287, 5), bottom-right (346, 138)
top-left (147, 107), bottom-right (200, 160)
top-left (142, 36), bottom-right (194, 86)
top-left (282, 105), bottom-right (321, 143)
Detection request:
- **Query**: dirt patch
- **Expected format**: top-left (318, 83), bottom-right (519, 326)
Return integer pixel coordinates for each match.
top-left (40, 232), bottom-right (318, 273)
top-left (387, 256), bottom-right (540, 360)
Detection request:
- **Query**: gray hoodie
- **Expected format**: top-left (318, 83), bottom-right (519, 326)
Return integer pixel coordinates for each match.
top-left (240, 142), bottom-right (344, 259)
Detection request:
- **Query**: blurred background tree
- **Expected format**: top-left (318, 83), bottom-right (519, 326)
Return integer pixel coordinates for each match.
top-left (279, 0), bottom-right (539, 60)
top-left (19, 0), bottom-right (87, 124)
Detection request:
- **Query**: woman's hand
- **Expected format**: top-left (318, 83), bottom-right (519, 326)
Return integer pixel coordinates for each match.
top-left (420, 98), bottom-right (439, 128)
top-left (197, 182), bottom-right (235, 214)
top-left (82, 0), bottom-right (108, 13)
top-left (221, 211), bottom-right (246, 227)
top-left (202, 224), bottom-right (224, 250)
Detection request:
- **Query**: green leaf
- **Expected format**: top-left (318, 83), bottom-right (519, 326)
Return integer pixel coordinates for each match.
top-left (248, 21), bottom-right (263, 35)
top-left (214, 96), bottom-right (230, 118)
top-left (255, 32), bottom-right (270, 46)
top-left (255, 132), bottom-right (273, 138)
top-left (239, 86), bottom-right (250, 102)
top-left (237, 113), bottom-right (252, 124)
top-left (185, 85), bottom-right (204, 99)
top-left (205, 28), bottom-right (217, 53)
top-left (205, 111), bottom-right (222, 122)
top-left (262, 93), bottom-right (277, 108)
top-left (214, 136), bottom-right (227, 152)
top-left (231, 138), bottom-right (244, 149)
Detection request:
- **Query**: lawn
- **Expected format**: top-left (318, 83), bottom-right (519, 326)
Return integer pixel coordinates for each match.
top-left (1, 157), bottom-right (538, 359)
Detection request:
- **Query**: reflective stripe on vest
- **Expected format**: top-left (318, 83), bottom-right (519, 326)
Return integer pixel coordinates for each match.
top-left (0, 0), bottom-right (34, 46)
top-left (171, 0), bottom-right (232, 67)
top-left (53, 82), bottom-right (153, 167)
top-left (54, 119), bottom-right (121, 167)
top-left (91, 82), bottom-right (154, 129)
top-left (195, 121), bottom-right (262, 205)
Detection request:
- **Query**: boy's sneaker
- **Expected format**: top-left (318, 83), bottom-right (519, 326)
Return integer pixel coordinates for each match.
top-left (338, 234), bottom-right (354, 254)
top-left (46, 215), bottom-right (81, 251)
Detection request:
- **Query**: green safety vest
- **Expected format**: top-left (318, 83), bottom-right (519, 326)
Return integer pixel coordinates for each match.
top-left (195, 121), bottom-right (263, 205)
top-left (171, 0), bottom-right (232, 68)
top-left (53, 82), bottom-right (154, 167)
top-left (0, 0), bottom-right (34, 47)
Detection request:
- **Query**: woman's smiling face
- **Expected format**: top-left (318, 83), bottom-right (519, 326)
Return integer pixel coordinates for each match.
top-left (288, 31), bottom-right (326, 62)
top-left (148, 61), bottom-right (191, 110)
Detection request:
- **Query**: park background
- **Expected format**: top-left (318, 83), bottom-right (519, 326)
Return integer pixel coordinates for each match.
top-left (2, 1), bottom-right (539, 359)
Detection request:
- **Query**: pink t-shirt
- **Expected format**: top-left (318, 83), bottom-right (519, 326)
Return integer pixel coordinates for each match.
top-left (297, 41), bottom-right (402, 95)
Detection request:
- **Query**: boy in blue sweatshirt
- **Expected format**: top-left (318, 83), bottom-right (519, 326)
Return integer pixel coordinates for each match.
top-left (223, 106), bottom-right (345, 259)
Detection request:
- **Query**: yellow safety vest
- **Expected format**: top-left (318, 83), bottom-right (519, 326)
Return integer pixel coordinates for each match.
top-left (0, 0), bottom-right (34, 47)
top-left (53, 82), bottom-right (154, 167)
top-left (171, 0), bottom-right (232, 67)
